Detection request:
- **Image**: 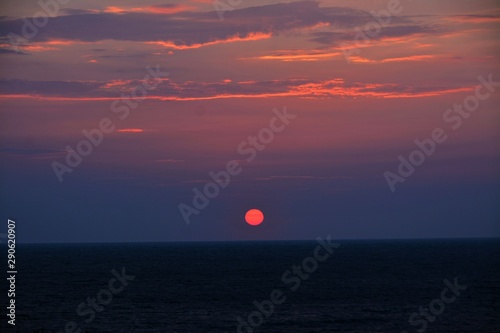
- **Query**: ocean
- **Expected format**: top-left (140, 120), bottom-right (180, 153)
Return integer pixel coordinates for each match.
top-left (2, 238), bottom-right (499, 332)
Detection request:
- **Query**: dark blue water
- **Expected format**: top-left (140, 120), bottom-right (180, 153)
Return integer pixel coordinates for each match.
top-left (2, 239), bottom-right (500, 332)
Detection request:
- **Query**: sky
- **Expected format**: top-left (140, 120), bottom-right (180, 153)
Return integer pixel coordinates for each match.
top-left (0, 0), bottom-right (499, 243)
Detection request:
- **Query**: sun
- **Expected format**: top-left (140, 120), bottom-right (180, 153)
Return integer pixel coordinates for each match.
top-left (245, 209), bottom-right (264, 226)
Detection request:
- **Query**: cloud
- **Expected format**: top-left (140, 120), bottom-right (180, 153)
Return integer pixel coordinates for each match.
top-left (0, 1), bottom-right (486, 63)
top-left (0, 48), bottom-right (27, 55)
top-left (0, 77), bottom-right (476, 101)
top-left (246, 24), bottom-right (443, 62)
top-left (116, 128), bottom-right (144, 133)
top-left (254, 175), bottom-right (347, 181)
top-left (444, 10), bottom-right (500, 24)
top-left (147, 32), bottom-right (272, 50)
top-left (0, 148), bottom-right (65, 157)
top-left (349, 54), bottom-right (437, 63)
top-left (248, 49), bottom-right (342, 62)
top-left (309, 24), bottom-right (440, 45)
top-left (0, 79), bottom-right (105, 97)
top-left (0, 40), bottom-right (87, 54)
top-left (103, 4), bottom-right (195, 15)
top-left (0, 1), bottom-right (388, 50)
top-left (59, 8), bottom-right (100, 15)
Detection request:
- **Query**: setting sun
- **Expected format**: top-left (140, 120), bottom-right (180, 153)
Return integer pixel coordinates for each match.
top-left (245, 209), bottom-right (264, 226)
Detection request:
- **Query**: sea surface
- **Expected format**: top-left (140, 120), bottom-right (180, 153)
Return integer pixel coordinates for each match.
top-left (2, 238), bottom-right (500, 332)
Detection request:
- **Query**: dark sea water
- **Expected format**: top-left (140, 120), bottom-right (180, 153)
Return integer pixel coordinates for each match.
top-left (2, 238), bottom-right (500, 333)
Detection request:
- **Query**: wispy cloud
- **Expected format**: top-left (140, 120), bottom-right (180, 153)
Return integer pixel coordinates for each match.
top-left (349, 54), bottom-right (437, 64)
top-left (255, 175), bottom-right (347, 181)
top-left (116, 128), bottom-right (144, 133)
top-left (444, 9), bottom-right (500, 24)
top-left (0, 148), bottom-right (65, 158)
top-left (146, 32), bottom-right (272, 50)
top-left (0, 77), bottom-right (476, 101)
top-left (0, 1), bottom-right (385, 51)
top-left (103, 4), bottom-right (195, 15)
top-left (248, 50), bottom-right (342, 62)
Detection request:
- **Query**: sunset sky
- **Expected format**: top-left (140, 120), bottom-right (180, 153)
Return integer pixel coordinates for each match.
top-left (0, 0), bottom-right (499, 243)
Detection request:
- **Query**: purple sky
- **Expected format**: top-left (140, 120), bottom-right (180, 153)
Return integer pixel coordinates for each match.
top-left (0, 0), bottom-right (499, 243)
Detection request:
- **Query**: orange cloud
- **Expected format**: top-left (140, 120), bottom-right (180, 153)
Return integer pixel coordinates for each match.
top-left (0, 94), bottom-right (117, 101)
top-left (149, 80), bottom-right (472, 101)
top-left (238, 80), bottom-right (258, 84)
top-left (347, 56), bottom-right (375, 64)
top-left (42, 40), bottom-right (80, 46)
top-left (103, 6), bottom-right (124, 14)
top-left (349, 55), bottom-right (436, 63)
top-left (339, 34), bottom-right (431, 56)
top-left (0, 39), bottom-right (83, 53)
top-left (147, 32), bottom-right (272, 50)
top-left (381, 87), bottom-right (472, 99)
top-left (21, 45), bottom-right (57, 52)
top-left (0, 78), bottom-right (475, 102)
top-left (254, 34), bottom-right (436, 63)
top-left (116, 128), bottom-right (144, 133)
top-left (145, 5), bottom-right (195, 14)
top-left (382, 55), bottom-right (436, 63)
top-left (104, 5), bottom-right (194, 15)
top-left (101, 80), bottom-right (134, 89)
top-left (252, 50), bottom-right (342, 62)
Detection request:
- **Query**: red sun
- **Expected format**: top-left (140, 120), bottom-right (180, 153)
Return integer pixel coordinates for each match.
top-left (245, 209), bottom-right (264, 226)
